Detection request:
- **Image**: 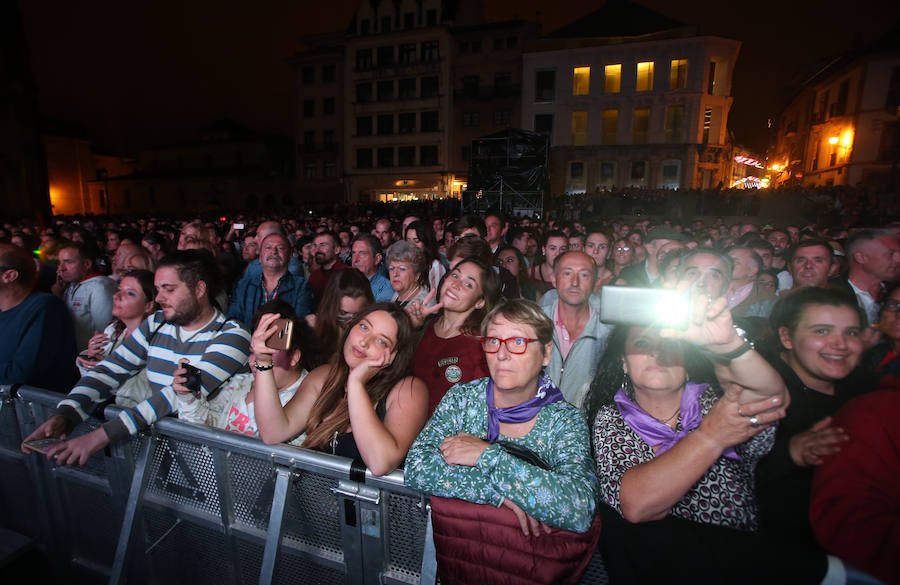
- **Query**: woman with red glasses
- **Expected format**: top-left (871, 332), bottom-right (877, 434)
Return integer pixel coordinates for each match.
top-left (406, 299), bottom-right (599, 585)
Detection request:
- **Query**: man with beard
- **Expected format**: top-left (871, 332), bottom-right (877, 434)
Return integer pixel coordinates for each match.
top-left (22, 250), bottom-right (251, 465)
top-left (228, 233), bottom-right (314, 326)
top-left (307, 231), bottom-right (349, 302)
top-left (539, 250), bottom-right (611, 408)
top-left (242, 221), bottom-right (304, 279)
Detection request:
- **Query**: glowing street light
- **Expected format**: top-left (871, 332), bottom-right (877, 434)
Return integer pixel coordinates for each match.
top-left (828, 136), bottom-right (839, 145)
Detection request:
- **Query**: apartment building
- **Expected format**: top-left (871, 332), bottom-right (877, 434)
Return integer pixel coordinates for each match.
top-left (292, 32), bottom-right (345, 203)
top-left (770, 30), bottom-right (900, 188)
top-left (521, 1), bottom-right (741, 193)
top-left (335, 0), bottom-right (537, 203)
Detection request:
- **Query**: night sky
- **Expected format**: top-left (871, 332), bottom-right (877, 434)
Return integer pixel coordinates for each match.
top-left (19, 0), bottom-right (900, 155)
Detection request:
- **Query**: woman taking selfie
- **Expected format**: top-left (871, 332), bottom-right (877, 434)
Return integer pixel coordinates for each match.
top-left (254, 302), bottom-right (428, 476)
top-left (588, 292), bottom-right (790, 584)
top-left (176, 300), bottom-right (317, 441)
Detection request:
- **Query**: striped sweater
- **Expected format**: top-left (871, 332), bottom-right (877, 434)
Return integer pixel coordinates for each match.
top-left (55, 309), bottom-right (251, 442)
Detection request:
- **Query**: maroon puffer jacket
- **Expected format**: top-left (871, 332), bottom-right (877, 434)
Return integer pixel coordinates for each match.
top-left (430, 495), bottom-right (602, 585)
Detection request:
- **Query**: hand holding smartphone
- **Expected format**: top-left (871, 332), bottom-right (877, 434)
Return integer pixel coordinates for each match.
top-left (22, 437), bottom-right (64, 454)
top-left (266, 318), bottom-right (293, 351)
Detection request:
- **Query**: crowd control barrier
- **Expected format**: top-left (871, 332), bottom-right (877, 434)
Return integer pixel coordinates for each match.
top-left (0, 385), bottom-right (608, 585)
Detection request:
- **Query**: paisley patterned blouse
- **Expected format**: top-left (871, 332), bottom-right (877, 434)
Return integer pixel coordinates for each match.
top-left (406, 377), bottom-right (599, 533)
top-left (593, 385), bottom-right (775, 531)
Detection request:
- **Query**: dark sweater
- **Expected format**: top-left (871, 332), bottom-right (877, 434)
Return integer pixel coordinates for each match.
top-left (0, 291), bottom-right (79, 392)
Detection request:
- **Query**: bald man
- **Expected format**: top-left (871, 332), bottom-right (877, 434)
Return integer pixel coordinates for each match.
top-left (239, 220), bottom-right (305, 284)
top-left (539, 250), bottom-right (612, 408)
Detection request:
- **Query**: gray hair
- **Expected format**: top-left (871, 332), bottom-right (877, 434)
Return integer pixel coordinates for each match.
top-left (846, 228), bottom-right (893, 261)
top-left (385, 240), bottom-right (426, 282)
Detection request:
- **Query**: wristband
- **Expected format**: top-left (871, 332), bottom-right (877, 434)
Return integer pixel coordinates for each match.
top-left (702, 326), bottom-right (754, 363)
top-left (253, 360), bottom-right (274, 371)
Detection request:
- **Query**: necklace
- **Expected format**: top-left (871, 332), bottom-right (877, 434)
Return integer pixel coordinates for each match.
top-left (636, 398), bottom-right (681, 427)
top-left (397, 286), bottom-right (420, 304)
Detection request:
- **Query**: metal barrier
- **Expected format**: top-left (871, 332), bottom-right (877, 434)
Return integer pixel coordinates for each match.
top-left (1, 385), bottom-right (607, 585)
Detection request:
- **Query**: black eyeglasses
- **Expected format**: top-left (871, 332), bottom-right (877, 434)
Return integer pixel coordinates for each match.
top-left (480, 336), bottom-right (539, 354)
top-left (883, 301), bottom-right (900, 314)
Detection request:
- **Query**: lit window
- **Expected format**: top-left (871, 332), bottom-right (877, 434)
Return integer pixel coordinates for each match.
top-left (571, 111), bottom-right (588, 146)
top-left (573, 67), bottom-right (590, 96)
top-left (633, 108), bottom-right (650, 144)
top-left (604, 64), bottom-right (621, 93)
top-left (670, 59), bottom-right (688, 89)
top-left (602, 110), bottom-right (618, 145)
top-left (636, 62), bottom-right (655, 92)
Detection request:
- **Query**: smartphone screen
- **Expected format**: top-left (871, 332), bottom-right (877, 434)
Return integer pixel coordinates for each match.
top-left (23, 438), bottom-right (64, 454)
top-left (600, 287), bottom-right (689, 329)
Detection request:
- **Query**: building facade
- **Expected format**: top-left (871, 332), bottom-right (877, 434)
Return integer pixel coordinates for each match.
top-left (292, 32), bottom-right (345, 204)
top-left (770, 33), bottom-right (900, 189)
top-left (329, 0), bottom-right (537, 203)
top-left (520, 2), bottom-right (740, 194)
top-left (84, 122), bottom-right (293, 215)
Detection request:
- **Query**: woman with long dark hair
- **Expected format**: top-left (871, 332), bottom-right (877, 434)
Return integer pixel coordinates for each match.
top-left (307, 268), bottom-right (374, 361)
top-left (587, 293), bottom-right (790, 584)
top-left (254, 302), bottom-right (428, 475)
top-left (405, 219), bottom-right (446, 292)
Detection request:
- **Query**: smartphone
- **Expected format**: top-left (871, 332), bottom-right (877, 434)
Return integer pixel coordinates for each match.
top-left (22, 437), bottom-right (64, 454)
top-left (600, 286), bottom-right (689, 330)
top-left (233, 223), bottom-right (245, 230)
top-left (181, 363), bottom-right (203, 398)
top-left (266, 318), bottom-right (293, 351)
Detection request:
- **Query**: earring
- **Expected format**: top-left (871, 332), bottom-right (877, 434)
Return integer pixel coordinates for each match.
top-left (619, 371), bottom-right (633, 398)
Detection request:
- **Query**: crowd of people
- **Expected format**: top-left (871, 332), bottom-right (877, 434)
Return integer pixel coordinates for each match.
top-left (1, 207), bottom-right (898, 585)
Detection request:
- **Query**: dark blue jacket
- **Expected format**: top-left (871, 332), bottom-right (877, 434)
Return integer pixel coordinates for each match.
top-left (227, 272), bottom-right (315, 328)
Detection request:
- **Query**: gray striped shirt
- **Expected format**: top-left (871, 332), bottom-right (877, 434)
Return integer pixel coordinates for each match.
top-left (56, 309), bottom-right (251, 442)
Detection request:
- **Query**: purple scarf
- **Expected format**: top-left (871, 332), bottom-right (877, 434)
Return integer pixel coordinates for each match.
top-left (486, 374), bottom-right (564, 442)
top-left (614, 382), bottom-right (740, 460)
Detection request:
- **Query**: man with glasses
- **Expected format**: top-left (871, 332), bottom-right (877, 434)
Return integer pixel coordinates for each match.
top-left (539, 251), bottom-right (611, 408)
top-left (615, 226), bottom-right (685, 288)
top-left (0, 244), bottom-right (79, 392)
